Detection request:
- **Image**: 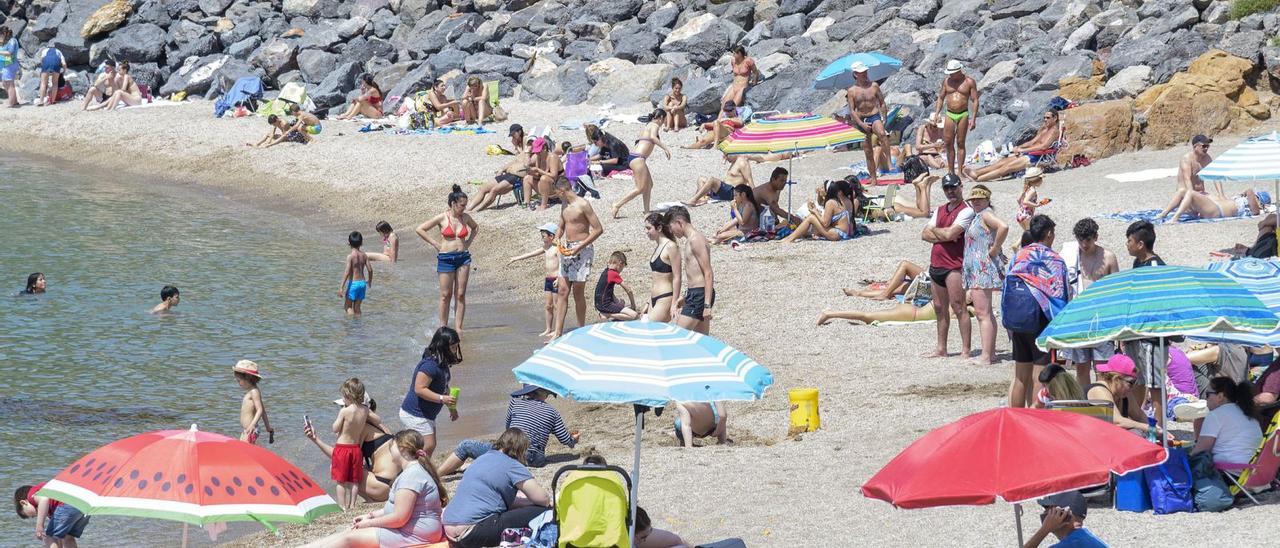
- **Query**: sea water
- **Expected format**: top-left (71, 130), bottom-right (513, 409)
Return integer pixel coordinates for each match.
top-left (0, 153), bottom-right (541, 545)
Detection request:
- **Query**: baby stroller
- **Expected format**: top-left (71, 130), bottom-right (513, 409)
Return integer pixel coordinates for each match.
top-left (551, 463), bottom-right (632, 547)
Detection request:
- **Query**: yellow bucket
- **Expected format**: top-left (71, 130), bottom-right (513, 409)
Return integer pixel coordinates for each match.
top-left (788, 388), bottom-right (820, 432)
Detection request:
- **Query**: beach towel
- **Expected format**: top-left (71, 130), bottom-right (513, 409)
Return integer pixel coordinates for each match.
top-left (392, 125), bottom-right (495, 136)
top-left (1005, 242), bottom-right (1069, 319)
top-left (118, 99), bottom-right (184, 110)
top-left (606, 169), bottom-right (633, 180)
top-left (1097, 209), bottom-right (1252, 224)
top-left (564, 151), bottom-right (590, 179)
top-left (1104, 168), bottom-right (1178, 183)
top-left (559, 118), bottom-right (608, 130)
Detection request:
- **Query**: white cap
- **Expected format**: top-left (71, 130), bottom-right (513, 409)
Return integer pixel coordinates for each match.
top-left (537, 222), bottom-right (559, 234)
top-left (945, 60), bottom-right (963, 74)
top-left (850, 61), bottom-right (868, 73)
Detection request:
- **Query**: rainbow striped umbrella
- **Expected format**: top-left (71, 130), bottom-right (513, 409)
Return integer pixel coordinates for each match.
top-left (718, 112), bottom-right (864, 155)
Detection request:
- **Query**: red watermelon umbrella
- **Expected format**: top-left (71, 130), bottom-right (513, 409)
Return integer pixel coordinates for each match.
top-left (861, 408), bottom-right (1167, 545)
top-left (36, 425), bottom-right (338, 544)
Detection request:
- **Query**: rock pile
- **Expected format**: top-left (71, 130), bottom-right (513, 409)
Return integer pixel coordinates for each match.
top-left (0, 0), bottom-right (1277, 153)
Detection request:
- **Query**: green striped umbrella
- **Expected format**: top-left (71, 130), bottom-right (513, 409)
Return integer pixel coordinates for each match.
top-left (1036, 266), bottom-right (1278, 349)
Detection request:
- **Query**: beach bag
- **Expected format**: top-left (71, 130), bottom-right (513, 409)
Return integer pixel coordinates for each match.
top-left (408, 111), bottom-right (430, 130)
top-left (1145, 447), bottom-right (1194, 515)
top-left (1001, 275), bottom-right (1047, 334)
top-left (1189, 452), bottom-right (1234, 512)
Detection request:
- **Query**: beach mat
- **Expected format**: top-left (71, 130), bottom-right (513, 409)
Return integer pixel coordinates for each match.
top-left (393, 125), bottom-right (495, 136)
top-left (1105, 168), bottom-right (1178, 183)
top-left (1096, 209), bottom-right (1252, 224)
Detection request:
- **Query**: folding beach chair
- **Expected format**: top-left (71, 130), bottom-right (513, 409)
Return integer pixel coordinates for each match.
top-left (486, 80), bottom-right (508, 122)
top-left (552, 464), bottom-right (632, 548)
top-left (1214, 411), bottom-right (1280, 504)
top-left (1045, 399), bottom-right (1115, 422)
top-left (1025, 121), bottom-right (1066, 171)
top-left (862, 184), bottom-right (898, 223)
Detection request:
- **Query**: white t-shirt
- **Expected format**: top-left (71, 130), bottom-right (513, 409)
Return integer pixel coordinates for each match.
top-left (928, 202), bottom-right (974, 229)
top-left (1200, 402), bottom-right (1263, 465)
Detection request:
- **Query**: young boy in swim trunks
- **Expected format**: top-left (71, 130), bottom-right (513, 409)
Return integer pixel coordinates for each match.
top-left (15, 481), bottom-right (92, 547)
top-left (287, 103), bottom-right (322, 136)
top-left (509, 222), bottom-right (562, 337)
top-left (595, 251), bottom-right (639, 321)
top-left (233, 360), bottom-right (273, 445)
top-left (331, 378), bottom-right (371, 510)
top-left (150, 285), bottom-right (180, 314)
top-left (340, 231), bottom-right (373, 316)
top-left (248, 114), bottom-right (311, 148)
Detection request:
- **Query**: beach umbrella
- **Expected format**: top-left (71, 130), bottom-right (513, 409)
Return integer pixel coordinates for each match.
top-left (862, 407), bottom-right (1167, 546)
top-left (1190, 258), bottom-right (1280, 346)
top-left (813, 52), bottom-right (903, 90)
top-left (1198, 131), bottom-right (1280, 255)
top-left (37, 425), bottom-right (339, 546)
top-left (718, 113), bottom-right (865, 216)
top-left (512, 321), bottom-right (773, 541)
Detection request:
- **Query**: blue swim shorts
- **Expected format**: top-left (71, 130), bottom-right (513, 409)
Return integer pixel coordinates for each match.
top-left (437, 251), bottom-right (472, 273)
top-left (46, 505), bottom-right (90, 539)
top-left (346, 280), bottom-right (367, 302)
top-left (711, 182), bottom-right (735, 201)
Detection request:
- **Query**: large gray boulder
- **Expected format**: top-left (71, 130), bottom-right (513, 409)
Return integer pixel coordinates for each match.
top-left (1217, 30), bottom-right (1267, 62)
top-left (384, 61), bottom-right (435, 103)
top-left (95, 23), bottom-right (167, 65)
top-left (587, 62), bottom-right (672, 105)
top-left (30, 3), bottom-right (65, 41)
top-left (251, 38), bottom-right (299, 78)
top-left (613, 28), bottom-right (663, 64)
top-left (463, 53), bottom-right (526, 76)
top-left (774, 14), bottom-right (805, 37)
top-left (372, 9), bottom-right (399, 39)
top-left (899, 0), bottom-right (941, 24)
top-left (297, 49), bottom-right (338, 82)
top-left (1095, 65), bottom-right (1151, 100)
top-left (661, 14), bottom-right (745, 67)
top-left (430, 48), bottom-right (469, 74)
top-left (159, 54), bottom-right (231, 96)
top-left (398, 0), bottom-right (441, 25)
top-left (585, 0), bottom-right (644, 24)
top-left (648, 5), bottom-right (680, 29)
top-left (341, 36), bottom-right (396, 67)
top-left (128, 62), bottom-right (167, 92)
top-left (283, 0), bottom-right (346, 19)
top-left (1033, 54), bottom-right (1094, 92)
top-left (227, 36), bottom-right (262, 59)
top-left (991, 0), bottom-right (1051, 20)
top-left (778, 0), bottom-right (822, 17)
top-left (166, 0), bottom-right (201, 17)
top-left (199, 0), bottom-right (235, 16)
top-left (168, 20), bottom-right (221, 66)
top-left (310, 60), bottom-right (362, 108)
top-left (415, 12), bottom-right (483, 56)
top-left (352, 0), bottom-right (391, 18)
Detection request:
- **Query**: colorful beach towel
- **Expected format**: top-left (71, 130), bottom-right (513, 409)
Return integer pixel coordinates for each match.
top-left (393, 125), bottom-right (496, 136)
top-left (1006, 242), bottom-right (1069, 318)
top-left (1097, 209), bottom-right (1253, 225)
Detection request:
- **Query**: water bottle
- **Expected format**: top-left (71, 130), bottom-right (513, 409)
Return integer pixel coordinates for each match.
top-left (1146, 416), bottom-right (1157, 443)
top-left (760, 207), bottom-right (777, 233)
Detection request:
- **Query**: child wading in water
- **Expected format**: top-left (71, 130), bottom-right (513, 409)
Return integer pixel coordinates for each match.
top-left (366, 221), bottom-right (398, 263)
top-left (15, 482), bottom-right (92, 548)
top-left (595, 251), bottom-right (639, 321)
top-left (1015, 167), bottom-right (1048, 229)
top-left (340, 231), bottom-right (373, 316)
top-left (150, 285), bottom-right (179, 314)
top-left (233, 360), bottom-right (273, 444)
top-left (508, 222), bottom-right (562, 337)
top-left (332, 378), bottom-right (375, 510)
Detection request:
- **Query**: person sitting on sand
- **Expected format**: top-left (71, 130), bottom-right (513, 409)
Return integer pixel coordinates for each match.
top-left (594, 251), bottom-right (639, 321)
top-left (1191, 377), bottom-right (1263, 466)
top-left (584, 124), bottom-right (632, 178)
top-left (1024, 492), bottom-right (1107, 548)
top-left (438, 384), bottom-right (578, 476)
top-left (248, 114), bottom-right (311, 148)
top-left (1164, 183), bottom-right (1268, 224)
top-left (1032, 364), bottom-right (1086, 408)
top-left (302, 430), bottom-right (448, 548)
top-left (609, 109), bottom-right (669, 218)
top-left (644, 212), bottom-right (682, 322)
top-left (335, 74), bottom-right (383, 120)
top-left (843, 260), bottom-right (924, 300)
top-left (86, 60), bottom-right (142, 111)
top-left (964, 109), bottom-right (1061, 182)
top-left (442, 428), bottom-right (552, 548)
top-left (367, 221), bottom-right (399, 263)
top-left (471, 144), bottom-right (530, 212)
top-left (685, 100), bottom-right (744, 150)
top-left (862, 156), bottom-right (938, 221)
top-left (782, 179), bottom-right (856, 243)
top-left (673, 401), bottom-right (728, 447)
top-left (662, 77), bottom-right (688, 131)
top-left (304, 397), bottom-right (401, 503)
top-left (910, 113), bottom-right (948, 169)
top-left (751, 167), bottom-right (802, 227)
top-left (686, 154), bottom-right (758, 206)
top-left (1154, 135), bottom-right (1213, 223)
top-left (424, 79), bottom-right (461, 125)
top-left (525, 137), bottom-right (563, 212)
top-left (1231, 212), bottom-right (1277, 259)
top-left (21, 272), bottom-right (46, 295)
top-left (287, 103), bottom-right (322, 136)
top-left (460, 76), bottom-right (490, 124)
top-left (150, 285), bottom-right (180, 314)
top-left (82, 59), bottom-right (116, 111)
top-left (712, 184), bottom-right (761, 245)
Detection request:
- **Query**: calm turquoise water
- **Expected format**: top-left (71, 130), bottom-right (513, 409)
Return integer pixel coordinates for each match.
top-left (0, 153), bottom-right (539, 545)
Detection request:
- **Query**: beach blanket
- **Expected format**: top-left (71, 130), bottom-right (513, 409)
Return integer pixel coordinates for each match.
top-left (1097, 209), bottom-right (1253, 224)
top-left (869, 319), bottom-right (936, 326)
top-left (118, 99), bottom-right (183, 110)
top-left (606, 169), bottom-right (634, 180)
top-left (559, 118), bottom-right (608, 130)
top-left (1105, 168), bottom-right (1178, 183)
top-left (392, 125), bottom-right (495, 136)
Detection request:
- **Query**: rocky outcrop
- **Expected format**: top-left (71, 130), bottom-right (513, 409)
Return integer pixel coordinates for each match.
top-left (1061, 99), bottom-right (1141, 161)
top-left (80, 0), bottom-right (132, 40)
top-left (1137, 49), bottom-right (1271, 149)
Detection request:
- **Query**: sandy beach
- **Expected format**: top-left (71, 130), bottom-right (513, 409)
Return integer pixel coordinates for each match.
top-left (2, 98), bottom-right (1277, 546)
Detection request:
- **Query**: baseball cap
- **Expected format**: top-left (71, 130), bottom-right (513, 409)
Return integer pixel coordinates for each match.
top-left (508, 123), bottom-right (524, 136)
top-left (1191, 134), bottom-right (1213, 146)
top-left (537, 222), bottom-right (558, 235)
top-left (941, 173), bottom-right (962, 188)
top-left (1097, 354), bottom-right (1136, 378)
top-left (1037, 491), bottom-right (1087, 519)
top-left (945, 60), bottom-right (963, 74)
top-left (850, 61), bottom-right (869, 73)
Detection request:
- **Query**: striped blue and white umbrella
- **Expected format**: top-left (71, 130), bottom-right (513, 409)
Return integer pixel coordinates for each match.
top-left (814, 52), bottom-right (903, 90)
top-left (1199, 131), bottom-right (1280, 182)
top-left (513, 321), bottom-right (773, 407)
top-left (1191, 258), bottom-right (1280, 346)
top-left (513, 321), bottom-right (772, 540)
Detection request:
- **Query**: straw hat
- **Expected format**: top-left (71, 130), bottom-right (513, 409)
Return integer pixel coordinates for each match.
top-left (232, 359), bottom-right (262, 378)
top-left (1023, 166), bottom-right (1044, 181)
top-left (966, 184), bottom-right (992, 201)
top-left (944, 60), bottom-right (963, 74)
top-left (850, 61), bottom-right (869, 73)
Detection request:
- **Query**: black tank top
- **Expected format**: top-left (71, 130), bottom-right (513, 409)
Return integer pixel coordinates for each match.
top-left (1087, 383), bottom-right (1128, 418)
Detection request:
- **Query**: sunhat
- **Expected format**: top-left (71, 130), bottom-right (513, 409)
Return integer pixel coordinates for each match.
top-left (1173, 399), bottom-right (1209, 421)
top-left (966, 184), bottom-right (992, 201)
top-left (531, 136), bottom-right (547, 153)
top-left (537, 222), bottom-right (559, 235)
top-left (850, 61), bottom-right (869, 73)
top-left (1023, 166), bottom-right (1044, 181)
top-left (927, 112), bottom-right (943, 127)
top-left (232, 359), bottom-right (261, 378)
top-left (945, 60), bottom-right (963, 74)
top-left (1097, 354), bottom-right (1136, 378)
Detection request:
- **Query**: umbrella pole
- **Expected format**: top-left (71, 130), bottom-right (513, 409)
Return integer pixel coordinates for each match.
top-left (630, 405), bottom-right (644, 545)
top-left (1014, 503), bottom-right (1024, 547)
top-left (182, 523), bottom-right (188, 548)
top-left (1159, 338), bottom-right (1168, 452)
top-left (786, 147), bottom-right (794, 224)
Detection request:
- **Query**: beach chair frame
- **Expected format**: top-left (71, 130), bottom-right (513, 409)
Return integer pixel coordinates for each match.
top-left (551, 464), bottom-right (633, 548)
top-left (1044, 399), bottom-right (1115, 422)
top-left (862, 184), bottom-right (898, 223)
top-left (1215, 409), bottom-right (1280, 504)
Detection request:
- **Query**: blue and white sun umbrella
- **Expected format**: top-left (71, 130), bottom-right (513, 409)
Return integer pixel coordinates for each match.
top-left (1199, 132), bottom-right (1280, 257)
top-left (813, 52), bottom-right (903, 90)
top-left (513, 321), bottom-right (772, 540)
top-left (1192, 258), bottom-right (1280, 346)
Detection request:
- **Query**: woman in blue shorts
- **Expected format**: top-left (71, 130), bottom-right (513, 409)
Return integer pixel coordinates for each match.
top-left (417, 185), bottom-right (479, 334)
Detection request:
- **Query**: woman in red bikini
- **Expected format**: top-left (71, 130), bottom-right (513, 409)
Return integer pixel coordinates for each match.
top-left (337, 74), bottom-right (384, 120)
top-left (721, 45), bottom-right (759, 109)
top-left (416, 185), bottom-right (480, 335)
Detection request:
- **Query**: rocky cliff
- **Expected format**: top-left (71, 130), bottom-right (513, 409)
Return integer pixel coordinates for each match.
top-left (1, 0), bottom-right (1278, 152)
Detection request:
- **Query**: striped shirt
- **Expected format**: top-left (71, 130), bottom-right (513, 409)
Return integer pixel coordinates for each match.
top-left (506, 396), bottom-right (575, 460)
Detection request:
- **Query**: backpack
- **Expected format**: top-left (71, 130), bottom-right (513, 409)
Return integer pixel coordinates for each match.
top-left (1001, 275), bottom-right (1047, 334)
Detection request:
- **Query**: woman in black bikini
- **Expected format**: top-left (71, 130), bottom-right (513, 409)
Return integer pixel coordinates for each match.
top-left (304, 400), bottom-right (403, 502)
top-left (644, 212), bottom-right (682, 322)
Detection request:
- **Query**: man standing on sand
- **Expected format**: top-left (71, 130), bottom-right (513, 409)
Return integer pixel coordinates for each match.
top-left (551, 178), bottom-right (604, 339)
top-left (667, 206), bottom-right (715, 335)
top-left (685, 153), bottom-right (757, 206)
top-left (1154, 134), bottom-right (1213, 223)
top-left (847, 62), bottom-right (890, 185)
top-left (1059, 218), bottom-right (1121, 388)
top-left (936, 60), bottom-right (979, 178)
top-left (921, 173), bottom-right (974, 358)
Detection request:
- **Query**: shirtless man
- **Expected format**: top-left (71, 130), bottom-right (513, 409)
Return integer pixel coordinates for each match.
top-left (288, 103), bottom-right (323, 136)
top-left (667, 206), bottom-right (715, 335)
top-left (936, 60), bottom-right (979, 177)
top-left (526, 137), bottom-right (563, 212)
top-left (911, 113), bottom-right (948, 169)
top-left (751, 166), bottom-right (802, 227)
top-left (1060, 218), bottom-right (1120, 387)
top-left (964, 109), bottom-right (1060, 182)
top-left (847, 62), bottom-right (890, 185)
top-left (82, 59), bottom-right (115, 110)
top-left (686, 154), bottom-right (756, 206)
top-left (1154, 135), bottom-right (1213, 223)
top-left (470, 151), bottom-right (529, 212)
top-left (551, 178), bottom-right (604, 339)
